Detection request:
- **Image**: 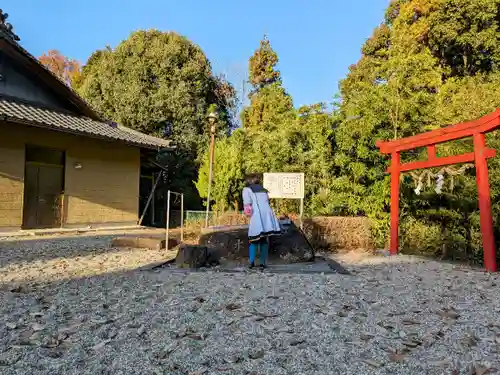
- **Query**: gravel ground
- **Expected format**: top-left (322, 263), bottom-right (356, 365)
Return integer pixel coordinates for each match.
top-left (1, 235), bottom-right (500, 375)
top-left (0, 232), bottom-right (178, 285)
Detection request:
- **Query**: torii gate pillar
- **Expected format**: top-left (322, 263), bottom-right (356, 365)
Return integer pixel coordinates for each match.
top-left (473, 133), bottom-right (496, 271)
top-left (389, 152), bottom-right (400, 256)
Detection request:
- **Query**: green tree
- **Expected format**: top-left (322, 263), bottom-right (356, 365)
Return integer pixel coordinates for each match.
top-left (290, 104), bottom-right (336, 215)
top-left (243, 36), bottom-right (294, 133)
top-left (77, 30), bottom-right (237, 207)
top-left (242, 36), bottom-right (299, 213)
top-left (242, 84), bottom-right (294, 133)
top-left (393, 0), bottom-right (500, 77)
top-left (248, 35), bottom-right (281, 89)
top-left (333, 38), bottom-right (442, 222)
top-left (196, 129), bottom-right (246, 212)
top-left (335, 0), bottom-right (500, 260)
top-left (196, 36), bottom-right (336, 217)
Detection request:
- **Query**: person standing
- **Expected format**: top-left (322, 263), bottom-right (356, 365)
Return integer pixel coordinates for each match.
top-left (242, 173), bottom-right (281, 269)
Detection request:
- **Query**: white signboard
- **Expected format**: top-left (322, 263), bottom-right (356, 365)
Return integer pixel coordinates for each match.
top-left (263, 173), bottom-right (304, 199)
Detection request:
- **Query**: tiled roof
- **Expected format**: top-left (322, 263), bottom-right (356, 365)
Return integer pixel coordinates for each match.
top-left (0, 9), bottom-right (20, 42)
top-left (0, 98), bottom-right (171, 150)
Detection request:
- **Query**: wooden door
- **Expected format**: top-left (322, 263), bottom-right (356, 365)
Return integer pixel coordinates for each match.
top-left (22, 163), bottom-right (64, 229)
top-left (37, 164), bottom-right (63, 227)
top-left (22, 163), bottom-right (39, 229)
top-left (22, 145), bottom-right (65, 229)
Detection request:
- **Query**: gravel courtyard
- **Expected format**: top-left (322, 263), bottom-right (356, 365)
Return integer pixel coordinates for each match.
top-left (1, 234), bottom-right (500, 375)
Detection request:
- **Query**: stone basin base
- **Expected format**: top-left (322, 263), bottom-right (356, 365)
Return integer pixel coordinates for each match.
top-left (198, 220), bottom-right (314, 264)
top-left (111, 236), bottom-right (179, 250)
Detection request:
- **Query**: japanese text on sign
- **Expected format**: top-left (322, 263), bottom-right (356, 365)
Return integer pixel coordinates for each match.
top-left (263, 173), bottom-right (304, 199)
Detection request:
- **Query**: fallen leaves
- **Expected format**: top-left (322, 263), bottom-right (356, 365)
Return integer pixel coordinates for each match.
top-left (362, 358), bottom-right (383, 368)
top-left (225, 303), bottom-right (242, 311)
top-left (31, 323), bottom-right (45, 332)
top-left (253, 312), bottom-right (280, 321)
top-left (155, 343), bottom-right (177, 359)
top-left (91, 339), bottom-right (111, 351)
top-left (224, 354), bottom-right (244, 364)
top-left (377, 322), bottom-right (396, 331)
top-left (0, 350), bottom-right (22, 366)
top-left (137, 325), bottom-right (146, 336)
top-left (436, 308), bottom-right (461, 320)
top-left (91, 317), bottom-right (114, 325)
top-left (174, 327), bottom-right (207, 341)
top-left (41, 336), bottom-right (62, 349)
top-left (360, 333), bottom-right (374, 341)
top-left (388, 352), bottom-right (406, 362)
top-left (58, 322), bottom-right (81, 336)
top-left (188, 370), bottom-right (208, 375)
top-left (470, 365), bottom-right (496, 375)
top-left (289, 338), bottom-right (306, 346)
top-left (248, 349), bottom-right (265, 359)
top-left (43, 349), bottom-right (63, 359)
top-left (401, 319), bottom-right (420, 325)
top-left (402, 339), bottom-right (422, 348)
top-left (8, 285), bottom-right (28, 294)
top-left (187, 333), bottom-right (205, 341)
top-left (428, 359), bottom-right (451, 367)
top-left (461, 332), bottom-right (479, 347)
top-left (17, 329), bottom-right (34, 344)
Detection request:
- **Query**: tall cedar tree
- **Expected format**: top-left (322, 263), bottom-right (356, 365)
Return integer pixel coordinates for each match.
top-left (197, 36), bottom-right (335, 216)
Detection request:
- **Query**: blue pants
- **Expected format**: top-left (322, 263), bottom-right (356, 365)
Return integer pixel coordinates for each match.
top-left (249, 238), bottom-right (268, 265)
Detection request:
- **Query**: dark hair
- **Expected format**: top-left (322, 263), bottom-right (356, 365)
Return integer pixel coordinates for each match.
top-left (245, 173), bottom-right (261, 186)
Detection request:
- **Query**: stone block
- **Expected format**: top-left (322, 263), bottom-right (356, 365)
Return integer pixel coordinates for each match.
top-left (111, 236), bottom-right (178, 250)
top-left (198, 220), bottom-right (314, 263)
top-left (175, 244), bottom-right (212, 268)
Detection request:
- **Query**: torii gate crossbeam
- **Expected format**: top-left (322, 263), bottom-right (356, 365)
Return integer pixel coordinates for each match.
top-left (376, 110), bottom-right (500, 272)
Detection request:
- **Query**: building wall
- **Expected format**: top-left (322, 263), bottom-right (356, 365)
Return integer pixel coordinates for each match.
top-left (0, 52), bottom-right (69, 111)
top-left (0, 121), bottom-right (141, 231)
top-left (0, 135), bottom-right (24, 230)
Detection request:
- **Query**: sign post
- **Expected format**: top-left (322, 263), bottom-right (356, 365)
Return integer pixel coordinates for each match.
top-left (263, 172), bottom-right (305, 228)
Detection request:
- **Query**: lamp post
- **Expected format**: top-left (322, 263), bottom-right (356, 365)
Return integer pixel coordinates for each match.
top-left (204, 112), bottom-right (218, 228)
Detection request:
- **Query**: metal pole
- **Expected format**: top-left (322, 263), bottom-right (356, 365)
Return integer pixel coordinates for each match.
top-left (151, 173), bottom-right (155, 225)
top-left (299, 198), bottom-right (304, 230)
top-left (180, 193), bottom-right (184, 242)
top-left (205, 130), bottom-right (215, 228)
top-left (59, 194), bottom-right (65, 229)
top-left (165, 190), bottom-right (171, 250)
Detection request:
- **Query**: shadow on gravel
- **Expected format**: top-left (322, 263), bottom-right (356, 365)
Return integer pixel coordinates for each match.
top-left (147, 255), bottom-right (352, 275)
top-left (2, 251), bottom-right (480, 298)
top-left (0, 233), bottom-right (154, 268)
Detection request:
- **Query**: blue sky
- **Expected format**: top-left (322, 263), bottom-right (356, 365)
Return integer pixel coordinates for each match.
top-left (3, 0), bottom-right (388, 107)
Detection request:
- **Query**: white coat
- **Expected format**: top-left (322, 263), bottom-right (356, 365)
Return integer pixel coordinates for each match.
top-left (242, 185), bottom-right (281, 242)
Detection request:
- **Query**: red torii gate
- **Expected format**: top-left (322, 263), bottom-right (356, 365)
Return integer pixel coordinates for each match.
top-left (376, 110), bottom-right (500, 272)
